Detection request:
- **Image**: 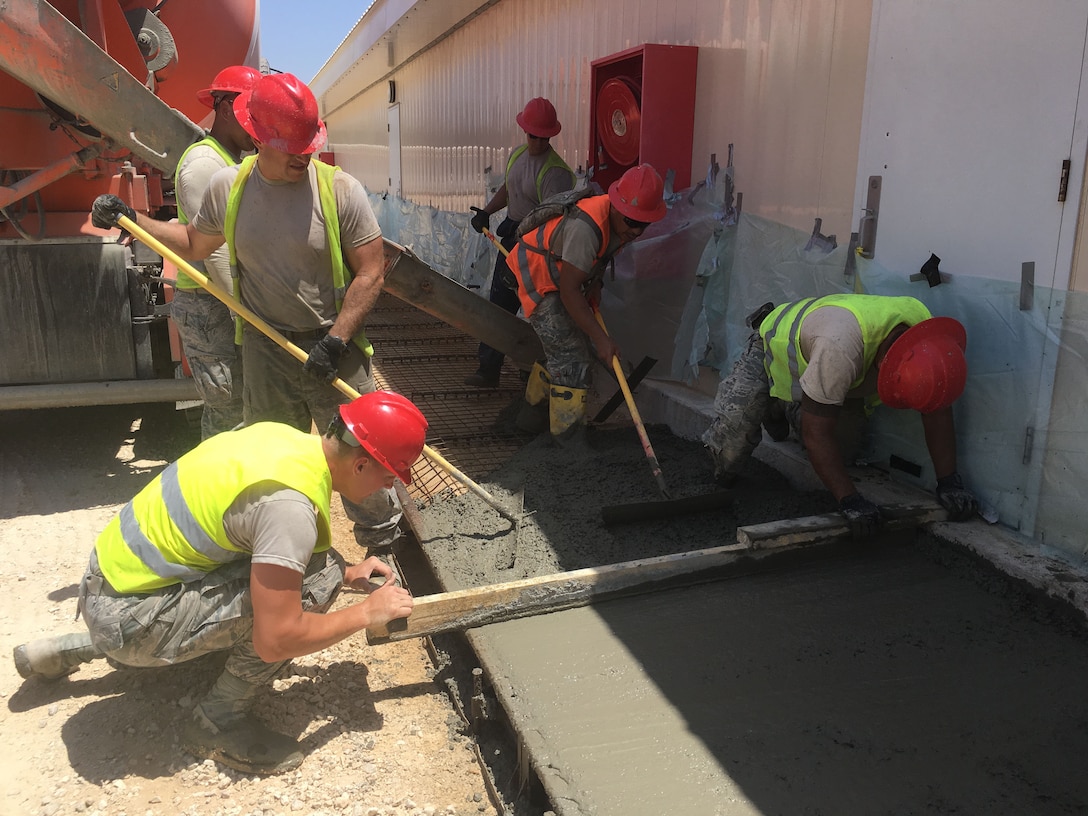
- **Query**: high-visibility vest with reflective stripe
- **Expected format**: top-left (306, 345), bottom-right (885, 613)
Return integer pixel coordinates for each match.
top-left (94, 423), bottom-right (333, 594)
top-left (505, 144), bottom-right (576, 202)
top-left (760, 294), bottom-right (932, 405)
top-left (174, 136), bottom-right (236, 290)
top-left (510, 195), bottom-right (613, 319)
top-left (224, 155), bottom-right (373, 356)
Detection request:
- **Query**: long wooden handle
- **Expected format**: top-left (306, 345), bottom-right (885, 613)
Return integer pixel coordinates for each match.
top-left (366, 502), bottom-right (947, 643)
top-left (482, 227), bottom-right (509, 257)
top-left (118, 215), bottom-right (517, 522)
top-left (592, 308), bottom-right (670, 498)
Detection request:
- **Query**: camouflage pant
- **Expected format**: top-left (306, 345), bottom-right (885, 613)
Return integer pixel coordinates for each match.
top-left (701, 330), bottom-right (772, 480)
top-left (529, 292), bottom-right (594, 389)
top-left (79, 550), bottom-right (344, 687)
top-left (242, 327), bottom-right (401, 547)
top-left (171, 290), bottom-right (243, 439)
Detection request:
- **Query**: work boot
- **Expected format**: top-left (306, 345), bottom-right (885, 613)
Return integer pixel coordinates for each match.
top-left (523, 362), bottom-right (551, 406)
top-left (464, 368), bottom-right (500, 388)
top-left (13, 632), bottom-right (102, 681)
top-left (549, 385), bottom-right (589, 452)
top-left (181, 704), bottom-right (304, 776)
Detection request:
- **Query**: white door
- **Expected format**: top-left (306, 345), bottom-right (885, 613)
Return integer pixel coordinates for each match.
top-left (855, 0), bottom-right (1088, 535)
top-left (388, 103), bottom-right (402, 198)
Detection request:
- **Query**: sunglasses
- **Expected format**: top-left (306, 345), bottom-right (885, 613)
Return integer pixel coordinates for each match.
top-left (622, 215), bottom-right (651, 230)
top-left (527, 134), bottom-right (549, 141)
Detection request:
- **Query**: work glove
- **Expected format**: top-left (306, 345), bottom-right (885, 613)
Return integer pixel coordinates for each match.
top-left (470, 206), bottom-right (491, 234)
top-left (91, 194), bottom-right (136, 230)
top-left (303, 334), bottom-right (349, 383)
top-left (935, 472), bottom-right (978, 521)
top-left (839, 492), bottom-right (882, 539)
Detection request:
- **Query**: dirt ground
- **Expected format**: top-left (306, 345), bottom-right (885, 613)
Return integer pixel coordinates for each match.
top-left (0, 403), bottom-right (500, 816)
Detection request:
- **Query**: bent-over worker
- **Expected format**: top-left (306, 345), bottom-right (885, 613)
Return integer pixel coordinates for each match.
top-left (701, 294), bottom-right (978, 536)
top-left (91, 72), bottom-right (399, 551)
top-left (508, 163), bottom-right (668, 446)
top-left (13, 392), bottom-right (428, 776)
top-left (466, 97), bottom-right (575, 387)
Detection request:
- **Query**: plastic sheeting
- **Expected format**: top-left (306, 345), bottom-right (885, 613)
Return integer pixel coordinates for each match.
top-left (371, 182), bottom-right (1088, 558)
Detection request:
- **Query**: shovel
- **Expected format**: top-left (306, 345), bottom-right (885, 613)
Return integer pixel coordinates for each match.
top-left (118, 215), bottom-right (526, 534)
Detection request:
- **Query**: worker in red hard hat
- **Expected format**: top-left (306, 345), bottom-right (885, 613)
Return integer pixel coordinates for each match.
top-left (507, 163), bottom-right (668, 447)
top-left (13, 392), bottom-right (428, 776)
top-left (172, 64), bottom-right (261, 440)
top-left (702, 294), bottom-right (978, 536)
top-left (466, 97), bottom-right (575, 388)
top-left (91, 72), bottom-right (400, 552)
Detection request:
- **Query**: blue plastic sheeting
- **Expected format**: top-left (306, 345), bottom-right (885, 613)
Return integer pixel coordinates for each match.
top-left (369, 186), bottom-right (1088, 559)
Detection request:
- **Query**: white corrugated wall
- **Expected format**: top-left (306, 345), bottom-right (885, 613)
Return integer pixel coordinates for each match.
top-left (321, 0), bottom-right (870, 236)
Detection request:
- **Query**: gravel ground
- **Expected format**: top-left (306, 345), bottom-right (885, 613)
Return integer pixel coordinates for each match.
top-left (0, 403), bottom-right (502, 816)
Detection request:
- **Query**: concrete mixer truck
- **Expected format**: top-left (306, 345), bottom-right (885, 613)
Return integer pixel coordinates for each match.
top-left (0, 0), bottom-right (260, 409)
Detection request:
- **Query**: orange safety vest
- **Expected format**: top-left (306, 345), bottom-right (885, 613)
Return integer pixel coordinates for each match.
top-left (508, 195), bottom-right (614, 318)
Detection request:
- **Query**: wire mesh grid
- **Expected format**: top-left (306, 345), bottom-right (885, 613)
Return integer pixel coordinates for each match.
top-left (367, 293), bottom-right (533, 505)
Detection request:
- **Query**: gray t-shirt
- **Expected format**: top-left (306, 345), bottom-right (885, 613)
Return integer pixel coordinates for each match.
top-left (192, 161), bottom-right (381, 332)
top-left (547, 204), bottom-right (622, 276)
top-left (176, 140), bottom-right (236, 292)
top-left (798, 305), bottom-right (877, 405)
top-left (506, 148), bottom-right (574, 221)
top-left (222, 483), bottom-right (319, 574)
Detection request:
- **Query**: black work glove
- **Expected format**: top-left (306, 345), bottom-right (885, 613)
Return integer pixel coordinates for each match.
top-left (839, 492), bottom-right (882, 539)
top-left (470, 206), bottom-right (491, 234)
top-left (935, 472), bottom-right (978, 521)
top-left (303, 334), bottom-right (349, 383)
top-left (91, 194), bottom-right (136, 229)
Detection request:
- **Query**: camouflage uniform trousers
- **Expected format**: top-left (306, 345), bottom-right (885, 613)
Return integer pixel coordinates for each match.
top-left (528, 292), bottom-right (594, 389)
top-left (242, 327), bottom-right (401, 549)
top-left (79, 549), bottom-right (344, 688)
top-left (171, 290), bottom-right (244, 440)
top-left (701, 330), bottom-right (773, 481)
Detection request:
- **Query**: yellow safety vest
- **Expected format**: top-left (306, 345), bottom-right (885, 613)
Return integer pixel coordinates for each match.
top-left (224, 155), bottom-right (373, 356)
top-left (94, 423), bottom-right (333, 594)
top-left (174, 136), bottom-right (236, 290)
top-left (505, 144), bottom-right (576, 201)
top-left (761, 294), bottom-right (933, 405)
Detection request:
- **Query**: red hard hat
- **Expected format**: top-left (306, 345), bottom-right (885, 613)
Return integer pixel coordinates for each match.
top-left (338, 391), bottom-right (428, 484)
top-left (516, 97), bottom-right (562, 138)
top-left (197, 65), bottom-right (262, 108)
top-left (877, 317), bottom-right (968, 414)
top-left (608, 164), bottom-right (667, 223)
top-left (234, 73), bottom-right (327, 155)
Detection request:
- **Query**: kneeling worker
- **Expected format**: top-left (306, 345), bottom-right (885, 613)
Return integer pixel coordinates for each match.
top-left (701, 294), bottom-right (978, 535)
top-left (509, 164), bottom-right (668, 446)
top-left (13, 391), bottom-right (428, 775)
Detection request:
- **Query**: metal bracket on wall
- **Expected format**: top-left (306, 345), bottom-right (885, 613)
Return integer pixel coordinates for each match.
top-left (1020, 261), bottom-right (1035, 311)
top-left (858, 175), bottom-right (881, 259)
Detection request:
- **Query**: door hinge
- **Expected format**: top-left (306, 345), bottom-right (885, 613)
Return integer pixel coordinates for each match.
top-left (1058, 159), bottom-right (1071, 202)
top-left (1022, 426), bottom-right (1035, 464)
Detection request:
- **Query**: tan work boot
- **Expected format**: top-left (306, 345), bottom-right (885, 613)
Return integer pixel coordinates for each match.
top-left (13, 632), bottom-right (101, 681)
top-left (181, 705), bottom-right (304, 776)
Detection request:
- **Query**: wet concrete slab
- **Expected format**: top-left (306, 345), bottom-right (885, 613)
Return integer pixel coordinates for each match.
top-left (416, 428), bottom-right (1088, 815)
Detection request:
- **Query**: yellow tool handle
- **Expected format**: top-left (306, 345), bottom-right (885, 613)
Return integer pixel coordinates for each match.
top-left (483, 227), bottom-right (509, 257)
top-left (593, 307), bottom-right (671, 498)
top-left (117, 215), bottom-right (517, 522)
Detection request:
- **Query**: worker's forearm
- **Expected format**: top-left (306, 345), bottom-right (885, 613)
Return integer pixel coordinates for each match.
top-left (329, 275), bottom-right (381, 340)
top-left (802, 412), bottom-right (856, 501)
top-left (254, 602), bottom-right (379, 662)
top-left (921, 407), bottom-right (958, 479)
top-left (132, 213), bottom-right (200, 260)
top-left (484, 185), bottom-right (509, 215)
